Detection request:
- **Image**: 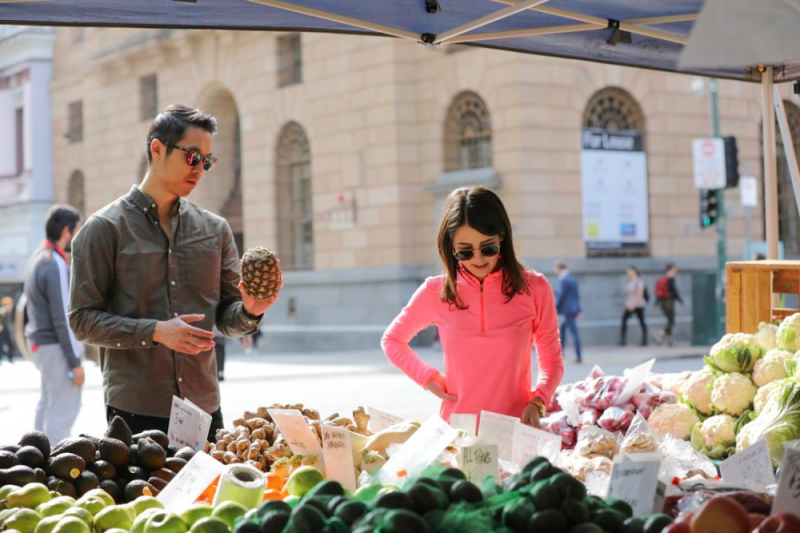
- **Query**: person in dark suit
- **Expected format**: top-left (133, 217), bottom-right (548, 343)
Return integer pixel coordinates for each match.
top-left (555, 262), bottom-right (582, 363)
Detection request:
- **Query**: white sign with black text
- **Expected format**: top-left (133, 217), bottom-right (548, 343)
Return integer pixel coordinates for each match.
top-left (168, 396), bottom-right (212, 452)
top-left (693, 137), bottom-right (726, 189)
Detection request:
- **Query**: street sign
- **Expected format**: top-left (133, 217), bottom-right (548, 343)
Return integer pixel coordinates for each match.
top-left (693, 138), bottom-right (726, 189)
top-left (740, 176), bottom-right (758, 207)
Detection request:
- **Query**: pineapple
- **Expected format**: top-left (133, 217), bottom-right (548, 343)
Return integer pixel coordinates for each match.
top-left (241, 247), bottom-right (282, 301)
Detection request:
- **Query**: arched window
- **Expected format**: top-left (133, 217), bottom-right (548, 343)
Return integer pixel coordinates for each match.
top-left (771, 101), bottom-right (800, 255)
top-left (276, 122), bottom-right (313, 270)
top-left (583, 87), bottom-right (645, 131)
top-left (68, 170), bottom-right (85, 217)
top-left (444, 91), bottom-right (493, 171)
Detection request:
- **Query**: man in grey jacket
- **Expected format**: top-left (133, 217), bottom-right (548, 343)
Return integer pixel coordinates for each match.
top-left (24, 205), bottom-right (84, 443)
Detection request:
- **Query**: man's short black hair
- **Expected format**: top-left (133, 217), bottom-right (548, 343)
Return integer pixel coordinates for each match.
top-left (665, 263), bottom-right (676, 273)
top-left (45, 205), bottom-right (81, 242)
top-left (556, 262), bottom-right (567, 271)
top-left (146, 105), bottom-right (217, 163)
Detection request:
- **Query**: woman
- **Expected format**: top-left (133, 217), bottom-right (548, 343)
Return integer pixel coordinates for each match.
top-left (620, 266), bottom-right (647, 346)
top-left (381, 187), bottom-right (564, 427)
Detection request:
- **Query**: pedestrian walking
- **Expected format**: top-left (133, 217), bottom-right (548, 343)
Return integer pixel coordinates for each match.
top-left (654, 263), bottom-right (682, 347)
top-left (620, 266), bottom-right (648, 346)
top-left (69, 105), bottom-right (279, 439)
top-left (555, 262), bottom-right (582, 364)
top-left (23, 205), bottom-right (85, 444)
top-left (0, 297), bottom-right (16, 362)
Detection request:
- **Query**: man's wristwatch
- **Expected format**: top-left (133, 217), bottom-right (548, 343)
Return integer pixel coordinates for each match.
top-left (528, 397), bottom-right (546, 418)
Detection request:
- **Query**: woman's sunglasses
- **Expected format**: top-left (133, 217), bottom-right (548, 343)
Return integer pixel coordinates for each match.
top-left (160, 140), bottom-right (218, 171)
top-left (453, 245), bottom-right (500, 261)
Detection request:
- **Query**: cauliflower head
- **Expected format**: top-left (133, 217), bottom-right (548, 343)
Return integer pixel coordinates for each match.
top-left (754, 380), bottom-right (781, 417)
top-left (681, 369), bottom-right (716, 415)
top-left (754, 322), bottom-right (779, 352)
top-left (711, 372), bottom-right (757, 416)
top-left (706, 333), bottom-right (763, 373)
top-left (753, 349), bottom-right (794, 387)
top-left (691, 414), bottom-right (737, 459)
top-left (648, 403), bottom-right (701, 441)
top-left (777, 313), bottom-right (800, 352)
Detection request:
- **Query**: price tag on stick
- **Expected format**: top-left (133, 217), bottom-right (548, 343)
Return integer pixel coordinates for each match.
top-left (268, 409), bottom-right (324, 456)
top-left (772, 446), bottom-right (800, 515)
top-left (366, 407), bottom-right (405, 433)
top-left (156, 451), bottom-right (224, 511)
top-left (320, 425), bottom-right (356, 492)
top-left (459, 438), bottom-right (499, 483)
top-left (720, 439), bottom-right (775, 492)
top-left (608, 459), bottom-right (661, 517)
top-left (478, 411), bottom-right (518, 463)
top-left (168, 396), bottom-right (212, 452)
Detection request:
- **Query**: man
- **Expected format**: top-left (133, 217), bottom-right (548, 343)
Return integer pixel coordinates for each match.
top-left (24, 205), bottom-right (85, 443)
top-left (654, 263), bottom-right (682, 347)
top-left (555, 262), bottom-right (582, 363)
top-left (69, 105), bottom-right (277, 438)
top-left (0, 297), bottom-right (15, 362)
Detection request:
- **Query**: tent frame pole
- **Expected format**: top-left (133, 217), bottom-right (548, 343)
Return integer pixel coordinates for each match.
top-left (434, 0), bottom-right (550, 44)
top-left (774, 86), bottom-right (800, 240)
top-left (762, 67), bottom-right (780, 259)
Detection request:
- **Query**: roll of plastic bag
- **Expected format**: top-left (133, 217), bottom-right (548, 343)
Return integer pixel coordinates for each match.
top-left (212, 463), bottom-right (267, 510)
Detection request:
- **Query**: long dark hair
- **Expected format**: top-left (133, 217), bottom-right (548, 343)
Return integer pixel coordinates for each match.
top-left (437, 187), bottom-right (529, 308)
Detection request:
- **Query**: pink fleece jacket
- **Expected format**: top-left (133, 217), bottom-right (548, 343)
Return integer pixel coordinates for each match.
top-left (381, 268), bottom-right (564, 423)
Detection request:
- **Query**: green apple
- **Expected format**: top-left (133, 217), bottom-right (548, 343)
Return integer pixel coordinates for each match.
top-left (210, 502), bottom-right (246, 529)
top-left (37, 497), bottom-right (76, 518)
top-left (188, 517), bottom-right (229, 533)
top-left (105, 529), bottom-right (130, 533)
top-left (7, 484), bottom-right (51, 510)
top-left (51, 516), bottom-right (91, 533)
top-left (75, 496), bottom-right (107, 518)
top-left (131, 497), bottom-right (163, 517)
top-left (60, 507), bottom-right (94, 527)
top-left (131, 509), bottom-right (164, 533)
top-left (94, 506), bottom-right (135, 533)
top-left (79, 490), bottom-right (114, 509)
top-left (179, 504), bottom-right (212, 527)
top-left (4, 508), bottom-right (42, 533)
top-left (33, 515), bottom-right (62, 533)
top-left (144, 512), bottom-right (188, 533)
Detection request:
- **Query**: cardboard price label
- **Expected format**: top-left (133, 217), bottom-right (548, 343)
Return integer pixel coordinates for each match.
top-left (268, 409), bottom-right (323, 456)
top-left (168, 396), bottom-right (212, 452)
top-left (156, 452), bottom-right (223, 511)
top-left (321, 425), bottom-right (356, 492)
top-left (459, 438), bottom-right (499, 483)
top-left (366, 407), bottom-right (405, 433)
top-left (772, 447), bottom-right (800, 515)
top-left (512, 422), bottom-right (562, 465)
top-left (478, 411), bottom-right (518, 463)
top-left (608, 460), bottom-right (661, 517)
top-left (450, 414), bottom-right (478, 437)
top-left (720, 439), bottom-right (775, 491)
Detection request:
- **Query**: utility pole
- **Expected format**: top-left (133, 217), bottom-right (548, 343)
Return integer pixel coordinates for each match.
top-left (709, 79), bottom-right (727, 338)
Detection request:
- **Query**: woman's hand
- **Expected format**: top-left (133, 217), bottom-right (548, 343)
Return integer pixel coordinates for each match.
top-left (521, 403), bottom-right (541, 428)
top-left (426, 374), bottom-right (457, 402)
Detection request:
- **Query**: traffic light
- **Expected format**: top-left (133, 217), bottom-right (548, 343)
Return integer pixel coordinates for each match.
top-left (724, 136), bottom-right (739, 188)
top-left (700, 189), bottom-right (719, 228)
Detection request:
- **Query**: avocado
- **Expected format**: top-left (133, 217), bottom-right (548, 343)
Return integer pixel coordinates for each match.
top-left (259, 510), bottom-right (289, 533)
top-left (529, 509), bottom-right (568, 531)
top-left (75, 471), bottom-right (100, 496)
top-left (0, 445), bottom-right (21, 454)
top-left (98, 480), bottom-right (121, 504)
top-left (166, 446), bottom-right (180, 458)
top-left (0, 465), bottom-right (38, 486)
top-left (77, 435), bottom-right (102, 450)
top-left (332, 500), bottom-right (367, 527)
top-left (163, 458), bottom-right (186, 474)
top-left (131, 431), bottom-right (169, 451)
top-left (88, 461), bottom-right (117, 481)
top-left (122, 466), bottom-right (148, 481)
top-left (415, 478), bottom-right (444, 492)
top-left (374, 491), bottom-right (415, 512)
top-left (47, 453), bottom-right (86, 480)
top-left (46, 477), bottom-right (77, 499)
top-left (450, 480), bottom-right (483, 504)
top-left (34, 469), bottom-right (47, 485)
top-left (529, 461), bottom-right (558, 483)
top-left (16, 447), bottom-right (45, 469)
top-left (124, 480), bottom-right (155, 502)
top-left (622, 516), bottom-right (645, 533)
top-left (98, 439), bottom-right (130, 469)
top-left (114, 478), bottom-right (129, 494)
top-left (550, 472), bottom-right (587, 501)
top-left (568, 524), bottom-right (604, 533)
top-left (305, 481), bottom-right (345, 499)
top-left (642, 513), bottom-right (673, 533)
top-left (136, 438), bottom-right (166, 472)
top-left (148, 469), bottom-right (176, 484)
top-left (530, 481), bottom-right (561, 510)
top-left (591, 509), bottom-right (625, 533)
top-left (51, 438), bottom-right (96, 465)
top-left (0, 451), bottom-right (20, 469)
top-left (502, 497), bottom-right (535, 532)
top-left (521, 456), bottom-right (551, 476)
top-left (480, 476), bottom-right (504, 499)
top-left (382, 509), bottom-right (431, 533)
top-left (561, 499), bottom-right (590, 527)
top-left (18, 432), bottom-right (51, 461)
top-left (147, 478), bottom-right (168, 492)
top-left (290, 503), bottom-right (326, 533)
top-left (607, 498), bottom-right (634, 519)
top-left (128, 446), bottom-right (139, 467)
top-left (408, 484), bottom-right (444, 515)
top-left (104, 417), bottom-right (133, 447)
top-left (436, 467), bottom-right (466, 481)
top-left (233, 521), bottom-right (259, 533)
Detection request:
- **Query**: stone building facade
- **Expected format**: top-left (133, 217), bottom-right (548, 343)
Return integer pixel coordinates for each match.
top-left (50, 27), bottom-right (800, 351)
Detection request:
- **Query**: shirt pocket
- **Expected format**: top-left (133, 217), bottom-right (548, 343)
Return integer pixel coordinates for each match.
top-left (183, 248), bottom-right (221, 300)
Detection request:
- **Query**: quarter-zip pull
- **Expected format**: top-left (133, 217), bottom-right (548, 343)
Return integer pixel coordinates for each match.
top-left (480, 281), bottom-right (486, 337)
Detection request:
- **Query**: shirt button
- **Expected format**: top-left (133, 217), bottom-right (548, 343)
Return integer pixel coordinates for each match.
top-left (171, 281), bottom-right (176, 286)
top-left (116, 343), bottom-right (121, 347)
top-left (174, 313), bottom-right (178, 317)
top-left (169, 249), bottom-right (173, 254)
top-left (143, 208), bottom-right (147, 213)
top-left (142, 341), bottom-right (146, 346)
top-left (151, 203), bottom-right (156, 208)
top-left (178, 378), bottom-right (183, 383)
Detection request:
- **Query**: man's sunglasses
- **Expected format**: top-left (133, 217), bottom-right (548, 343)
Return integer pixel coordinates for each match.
top-left (454, 245), bottom-right (501, 261)
top-left (160, 141), bottom-right (218, 171)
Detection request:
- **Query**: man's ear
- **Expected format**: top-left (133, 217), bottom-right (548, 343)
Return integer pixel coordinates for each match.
top-left (150, 139), bottom-right (163, 163)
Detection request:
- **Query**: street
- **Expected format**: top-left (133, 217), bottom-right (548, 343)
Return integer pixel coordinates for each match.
top-left (0, 344), bottom-right (708, 444)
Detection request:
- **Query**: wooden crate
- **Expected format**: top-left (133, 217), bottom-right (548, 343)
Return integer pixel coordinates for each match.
top-left (726, 260), bottom-right (800, 333)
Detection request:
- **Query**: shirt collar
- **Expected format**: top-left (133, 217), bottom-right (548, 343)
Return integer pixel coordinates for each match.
top-left (558, 270), bottom-right (569, 280)
top-left (127, 185), bottom-right (187, 216)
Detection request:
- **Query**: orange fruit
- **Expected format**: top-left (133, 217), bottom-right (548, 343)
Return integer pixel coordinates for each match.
top-left (195, 476), bottom-right (220, 504)
top-left (262, 489), bottom-right (282, 501)
top-left (265, 473), bottom-right (284, 491)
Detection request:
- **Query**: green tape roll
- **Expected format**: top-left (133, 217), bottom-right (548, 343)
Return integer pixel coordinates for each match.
top-left (212, 464), bottom-right (267, 510)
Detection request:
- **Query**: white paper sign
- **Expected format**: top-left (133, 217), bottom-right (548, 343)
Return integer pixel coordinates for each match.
top-left (478, 411), bottom-right (517, 463)
top-left (450, 414), bottom-right (478, 437)
top-left (320, 425), bottom-right (356, 492)
top-left (772, 447), bottom-right (800, 515)
top-left (374, 415), bottom-right (458, 485)
top-left (608, 460), bottom-right (662, 517)
top-left (156, 451), bottom-right (224, 511)
top-left (512, 422), bottom-right (562, 465)
top-left (168, 396), bottom-right (212, 451)
top-left (720, 439), bottom-right (776, 491)
top-left (268, 409), bottom-right (323, 456)
top-left (616, 359), bottom-right (656, 406)
top-left (693, 137), bottom-right (726, 189)
top-left (367, 407), bottom-right (405, 433)
top-left (740, 176), bottom-right (758, 207)
top-left (459, 438), bottom-right (499, 483)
